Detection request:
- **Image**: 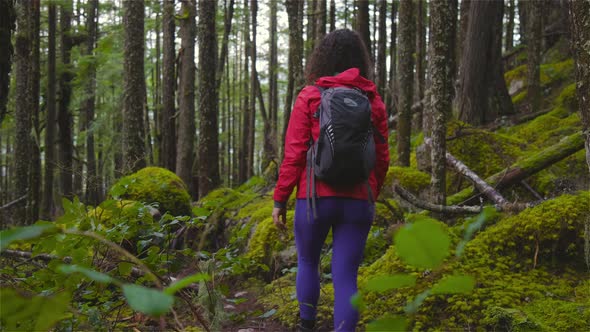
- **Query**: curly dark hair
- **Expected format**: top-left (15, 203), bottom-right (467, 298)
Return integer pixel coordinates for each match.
top-left (305, 29), bottom-right (373, 84)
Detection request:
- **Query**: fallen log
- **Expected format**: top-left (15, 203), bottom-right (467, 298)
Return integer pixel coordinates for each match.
top-left (448, 132), bottom-right (585, 204)
top-left (393, 184), bottom-right (483, 214)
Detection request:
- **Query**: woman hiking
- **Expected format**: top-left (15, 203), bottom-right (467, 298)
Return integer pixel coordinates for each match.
top-left (272, 29), bottom-right (390, 332)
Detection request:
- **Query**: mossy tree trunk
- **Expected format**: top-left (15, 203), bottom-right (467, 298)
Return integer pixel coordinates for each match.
top-left (306, 0), bottom-right (317, 59)
top-left (122, 0), bottom-right (147, 174)
top-left (28, 0), bottom-right (40, 222)
top-left (239, 0), bottom-right (251, 183)
top-left (315, 0), bottom-right (326, 48)
top-left (526, 0), bottom-right (543, 113)
top-left (414, 0), bottom-right (426, 129)
top-left (428, 0), bottom-right (455, 206)
top-left (569, 0), bottom-right (590, 174)
top-left (161, 0), bottom-right (176, 173)
top-left (176, 0), bottom-right (196, 195)
top-left (197, 0), bottom-right (220, 198)
top-left (0, 0), bottom-right (16, 125)
top-left (397, 0), bottom-right (415, 166)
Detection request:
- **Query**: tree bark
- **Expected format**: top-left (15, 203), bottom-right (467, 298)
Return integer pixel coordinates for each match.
top-left (176, 0), bottom-right (197, 195)
top-left (14, 0), bottom-right (33, 225)
top-left (568, 0), bottom-right (590, 175)
top-left (376, 0), bottom-right (387, 98)
top-left (28, 0), bottom-right (40, 222)
top-left (58, 0), bottom-right (74, 198)
top-left (415, 0), bottom-right (426, 111)
top-left (457, 0), bottom-right (505, 126)
top-left (505, 0), bottom-right (515, 51)
top-left (387, 1), bottom-right (397, 119)
top-left (42, 2), bottom-right (57, 219)
top-left (306, 0), bottom-right (317, 58)
top-left (83, 0), bottom-right (99, 206)
top-left (526, 0), bottom-right (543, 113)
top-left (355, 0), bottom-right (371, 58)
top-left (396, 0), bottom-right (414, 166)
top-left (315, 0), bottom-right (326, 48)
top-left (161, 0), bottom-right (176, 172)
top-left (456, 0), bottom-right (470, 81)
top-left (282, 0), bottom-right (305, 157)
top-left (122, 0), bottom-right (147, 174)
top-left (197, 0), bottom-right (219, 197)
top-left (0, 0), bottom-right (16, 125)
top-left (329, 0), bottom-right (335, 32)
top-left (248, 0), bottom-right (258, 177)
top-left (428, 0), bottom-right (455, 206)
top-left (264, 0), bottom-right (279, 174)
top-left (239, 0), bottom-right (251, 183)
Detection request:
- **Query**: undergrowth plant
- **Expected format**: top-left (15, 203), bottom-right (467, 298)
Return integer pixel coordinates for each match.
top-left (353, 207), bottom-right (494, 330)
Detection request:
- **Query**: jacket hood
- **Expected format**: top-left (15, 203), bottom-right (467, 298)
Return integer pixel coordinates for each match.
top-left (314, 68), bottom-right (378, 96)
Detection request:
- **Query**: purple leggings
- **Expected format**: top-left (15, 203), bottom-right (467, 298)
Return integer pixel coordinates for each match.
top-left (294, 198), bottom-right (374, 332)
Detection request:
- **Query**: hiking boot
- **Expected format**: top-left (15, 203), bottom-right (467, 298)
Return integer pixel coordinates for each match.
top-left (297, 318), bottom-right (316, 332)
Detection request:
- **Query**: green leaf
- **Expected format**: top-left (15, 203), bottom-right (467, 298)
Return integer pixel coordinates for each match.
top-left (0, 223), bottom-right (58, 250)
top-left (350, 292), bottom-right (365, 312)
top-left (58, 265), bottom-right (115, 284)
top-left (404, 289), bottom-right (431, 314)
top-left (164, 273), bottom-right (211, 295)
top-left (456, 206), bottom-right (494, 257)
top-left (365, 274), bottom-right (417, 292)
top-left (118, 262), bottom-right (134, 276)
top-left (431, 275), bottom-right (476, 295)
top-left (191, 207), bottom-right (211, 218)
top-left (258, 308), bottom-right (277, 318)
top-left (0, 288), bottom-right (71, 331)
top-left (394, 218), bottom-right (451, 269)
top-left (366, 316), bottom-right (407, 331)
top-left (122, 284), bottom-right (174, 316)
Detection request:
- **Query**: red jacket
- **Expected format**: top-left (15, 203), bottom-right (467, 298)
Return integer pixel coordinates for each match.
top-left (273, 68), bottom-right (390, 205)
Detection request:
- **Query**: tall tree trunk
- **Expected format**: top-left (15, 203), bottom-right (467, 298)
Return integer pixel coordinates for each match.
top-left (176, 0), bottom-right (196, 195)
top-left (14, 0), bottom-right (33, 224)
top-left (58, 0), bottom-right (74, 198)
top-left (122, 0), bottom-right (147, 174)
top-left (414, 0), bottom-right (426, 129)
top-left (457, 0), bottom-right (505, 126)
top-left (239, 0), bottom-right (250, 183)
top-left (29, 0), bottom-right (40, 222)
top-left (518, 0), bottom-right (527, 45)
top-left (568, 0), bottom-right (590, 174)
top-left (161, 0), bottom-right (176, 172)
top-left (505, 0), bottom-right (515, 51)
top-left (84, 0), bottom-right (99, 205)
top-left (429, 0), bottom-right (455, 206)
top-left (216, 0), bottom-right (235, 92)
top-left (248, 0), bottom-right (258, 177)
top-left (387, 1), bottom-right (397, 118)
top-left (526, 0), bottom-right (543, 113)
top-left (355, 0), bottom-right (371, 58)
top-left (0, 0), bottom-right (16, 125)
top-left (265, 0), bottom-right (279, 172)
top-left (397, 0), bottom-right (414, 166)
top-left (283, 0), bottom-right (304, 155)
top-left (315, 0), bottom-right (326, 48)
top-left (456, 0), bottom-right (470, 79)
top-left (306, 0), bottom-right (317, 58)
top-left (329, 0), bottom-right (335, 32)
top-left (376, 0), bottom-right (387, 97)
top-left (42, 2), bottom-right (56, 219)
top-left (197, 0), bottom-right (219, 197)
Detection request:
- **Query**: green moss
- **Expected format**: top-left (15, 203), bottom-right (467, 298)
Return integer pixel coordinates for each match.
top-left (109, 167), bottom-right (191, 216)
top-left (86, 200), bottom-right (155, 244)
top-left (521, 295), bottom-right (590, 331)
top-left (555, 82), bottom-right (577, 110)
top-left (245, 211), bottom-right (295, 267)
top-left (504, 59), bottom-right (574, 92)
top-left (447, 121), bottom-right (525, 185)
top-left (512, 90), bottom-right (527, 105)
top-left (383, 166), bottom-right (430, 195)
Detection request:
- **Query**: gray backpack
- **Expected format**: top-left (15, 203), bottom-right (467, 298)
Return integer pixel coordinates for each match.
top-left (306, 86), bottom-right (378, 219)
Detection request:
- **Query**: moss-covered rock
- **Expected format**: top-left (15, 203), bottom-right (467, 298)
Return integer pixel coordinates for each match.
top-left (382, 166), bottom-right (430, 196)
top-left (109, 167), bottom-right (192, 217)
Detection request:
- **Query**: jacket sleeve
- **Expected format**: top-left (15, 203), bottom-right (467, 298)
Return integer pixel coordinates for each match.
top-left (273, 87), bottom-right (313, 205)
top-left (372, 94), bottom-right (390, 198)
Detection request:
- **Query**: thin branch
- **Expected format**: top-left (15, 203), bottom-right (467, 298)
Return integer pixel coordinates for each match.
top-left (393, 184), bottom-right (483, 214)
top-left (0, 195), bottom-right (27, 211)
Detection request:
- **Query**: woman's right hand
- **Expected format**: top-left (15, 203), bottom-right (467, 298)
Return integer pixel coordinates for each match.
top-left (272, 207), bottom-right (287, 231)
